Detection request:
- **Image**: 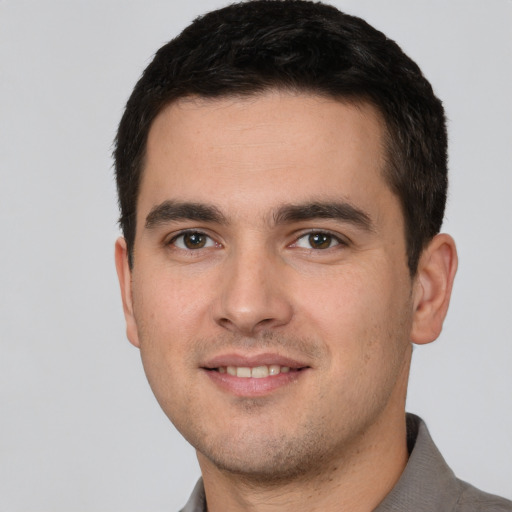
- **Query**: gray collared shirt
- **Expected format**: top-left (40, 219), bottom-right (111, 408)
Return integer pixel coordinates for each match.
top-left (180, 414), bottom-right (512, 512)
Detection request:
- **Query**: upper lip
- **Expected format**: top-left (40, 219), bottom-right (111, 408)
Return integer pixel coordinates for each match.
top-left (201, 352), bottom-right (310, 370)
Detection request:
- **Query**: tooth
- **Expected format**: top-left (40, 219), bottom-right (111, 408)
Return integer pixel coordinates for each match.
top-left (251, 366), bottom-right (269, 378)
top-left (236, 367), bottom-right (251, 378)
top-left (268, 365), bottom-right (280, 375)
top-left (222, 365), bottom-right (292, 377)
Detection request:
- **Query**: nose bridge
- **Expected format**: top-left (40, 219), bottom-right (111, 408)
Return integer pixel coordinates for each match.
top-left (214, 239), bottom-right (292, 335)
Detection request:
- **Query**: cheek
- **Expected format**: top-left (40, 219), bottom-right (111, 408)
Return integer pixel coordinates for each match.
top-left (294, 263), bottom-right (411, 363)
top-left (132, 272), bottom-right (202, 415)
top-left (296, 267), bottom-right (378, 331)
top-left (133, 267), bottom-right (214, 343)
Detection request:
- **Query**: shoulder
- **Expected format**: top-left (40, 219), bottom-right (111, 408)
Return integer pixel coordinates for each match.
top-left (375, 414), bottom-right (512, 512)
top-left (454, 480), bottom-right (512, 512)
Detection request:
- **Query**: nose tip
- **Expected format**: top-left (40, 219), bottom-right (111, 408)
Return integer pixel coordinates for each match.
top-left (216, 311), bottom-right (280, 337)
top-left (213, 256), bottom-right (293, 336)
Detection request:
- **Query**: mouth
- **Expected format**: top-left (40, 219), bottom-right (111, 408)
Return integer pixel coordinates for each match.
top-left (207, 364), bottom-right (307, 378)
top-left (201, 354), bottom-right (311, 396)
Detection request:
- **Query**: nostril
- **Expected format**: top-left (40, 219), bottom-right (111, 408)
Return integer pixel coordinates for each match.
top-left (256, 318), bottom-right (274, 327)
top-left (213, 281), bottom-right (294, 335)
top-left (216, 315), bottom-right (277, 336)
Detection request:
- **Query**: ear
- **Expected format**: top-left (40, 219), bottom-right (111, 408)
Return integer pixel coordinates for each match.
top-left (410, 233), bottom-right (458, 345)
top-left (115, 237), bottom-right (141, 348)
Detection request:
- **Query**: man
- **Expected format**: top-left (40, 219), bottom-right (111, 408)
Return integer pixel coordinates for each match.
top-left (113, 1), bottom-right (512, 510)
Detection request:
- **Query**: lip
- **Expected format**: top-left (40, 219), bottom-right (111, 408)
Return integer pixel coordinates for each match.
top-left (202, 352), bottom-right (308, 369)
top-left (201, 352), bottom-right (311, 397)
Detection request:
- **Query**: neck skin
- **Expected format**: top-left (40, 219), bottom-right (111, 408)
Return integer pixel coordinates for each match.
top-left (197, 351), bottom-right (411, 512)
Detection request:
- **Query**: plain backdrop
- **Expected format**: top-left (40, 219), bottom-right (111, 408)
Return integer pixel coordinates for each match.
top-left (1, 1), bottom-right (511, 510)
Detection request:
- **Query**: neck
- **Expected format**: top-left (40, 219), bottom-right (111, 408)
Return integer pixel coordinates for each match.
top-left (198, 406), bottom-right (409, 512)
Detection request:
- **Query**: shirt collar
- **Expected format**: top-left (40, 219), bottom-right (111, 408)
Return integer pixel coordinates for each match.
top-left (374, 413), bottom-right (460, 511)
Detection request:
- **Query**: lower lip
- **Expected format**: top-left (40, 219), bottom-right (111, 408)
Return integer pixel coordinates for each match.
top-left (203, 368), bottom-right (308, 397)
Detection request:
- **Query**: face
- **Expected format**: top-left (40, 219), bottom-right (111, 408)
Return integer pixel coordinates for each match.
top-left (117, 92), bottom-right (420, 481)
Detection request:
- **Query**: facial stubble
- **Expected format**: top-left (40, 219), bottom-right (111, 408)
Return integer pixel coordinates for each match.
top-left (138, 322), bottom-right (412, 487)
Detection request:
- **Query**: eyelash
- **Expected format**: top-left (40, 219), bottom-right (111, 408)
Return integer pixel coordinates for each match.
top-left (291, 230), bottom-right (347, 250)
top-left (167, 230), bottom-right (219, 250)
top-left (167, 229), bottom-right (347, 251)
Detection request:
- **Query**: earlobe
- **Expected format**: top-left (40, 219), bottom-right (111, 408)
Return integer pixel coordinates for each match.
top-left (410, 233), bottom-right (458, 345)
top-left (114, 237), bottom-right (141, 348)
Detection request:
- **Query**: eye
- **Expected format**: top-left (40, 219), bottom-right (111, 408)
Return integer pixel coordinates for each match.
top-left (293, 232), bottom-right (341, 250)
top-left (171, 231), bottom-right (217, 250)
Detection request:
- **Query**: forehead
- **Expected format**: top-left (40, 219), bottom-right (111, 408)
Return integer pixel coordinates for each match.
top-left (139, 92), bottom-right (394, 222)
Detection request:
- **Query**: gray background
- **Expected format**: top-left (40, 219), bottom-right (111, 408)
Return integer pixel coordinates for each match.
top-left (1, 1), bottom-right (511, 510)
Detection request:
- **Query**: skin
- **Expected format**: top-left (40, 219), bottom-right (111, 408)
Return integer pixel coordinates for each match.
top-left (116, 92), bottom-right (457, 512)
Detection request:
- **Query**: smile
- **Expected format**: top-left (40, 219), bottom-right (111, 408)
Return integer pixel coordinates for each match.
top-left (216, 365), bottom-right (292, 378)
top-left (202, 353), bottom-right (311, 396)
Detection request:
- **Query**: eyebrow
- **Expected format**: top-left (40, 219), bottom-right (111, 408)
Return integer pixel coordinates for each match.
top-left (145, 201), bottom-right (227, 229)
top-left (273, 201), bottom-right (374, 231)
top-left (145, 199), bottom-right (373, 232)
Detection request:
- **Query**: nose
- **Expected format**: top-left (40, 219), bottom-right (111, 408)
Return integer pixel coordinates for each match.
top-left (213, 248), bottom-right (294, 336)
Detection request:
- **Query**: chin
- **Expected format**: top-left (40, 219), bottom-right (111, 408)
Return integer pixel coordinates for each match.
top-left (194, 425), bottom-right (335, 485)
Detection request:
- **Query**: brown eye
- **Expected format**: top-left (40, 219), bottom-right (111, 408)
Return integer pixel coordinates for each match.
top-left (173, 232), bottom-right (214, 250)
top-left (308, 232), bottom-right (334, 249)
top-left (293, 232), bottom-right (341, 250)
top-left (183, 233), bottom-right (206, 249)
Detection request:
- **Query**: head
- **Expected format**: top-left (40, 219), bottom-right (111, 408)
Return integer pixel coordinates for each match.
top-left (114, 0), bottom-right (457, 488)
top-left (114, 0), bottom-right (448, 276)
